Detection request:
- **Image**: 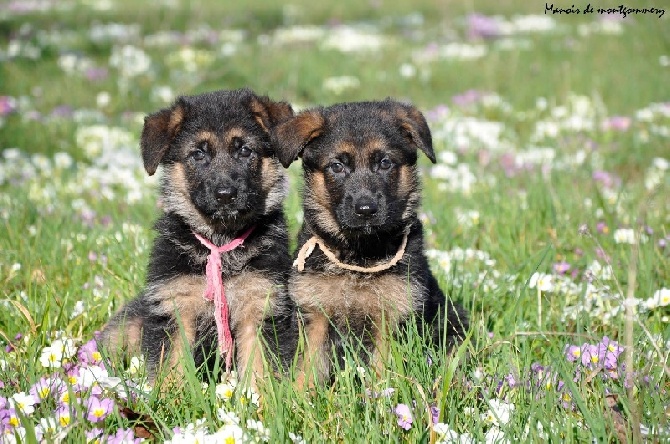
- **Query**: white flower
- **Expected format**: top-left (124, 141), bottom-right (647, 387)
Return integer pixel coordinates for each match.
top-left (10, 392), bottom-right (38, 415)
top-left (127, 355), bottom-right (145, 375)
top-left (614, 228), bottom-right (636, 244)
top-left (529, 272), bottom-right (554, 292)
top-left (484, 425), bottom-right (510, 444)
top-left (40, 344), bottom-right (64, 368)
top-left (482, 399), bottom-right (515, 426)
top-left (246, 419), bottom-right (270, 441)
top-left (289, 432), bottom-right (306, 444)
top-left (215, 382), bottom-right (236, 401)
top-left (217, 408), bottom-right (241, 425)
top-left (71, 300), bottom-right (85, 318)
top-left (212, 424), bottom-right (245, 443)
top-left (644, 288), bottom-right (670, 310)
top-left (77, 365), bottom-right (109, 388)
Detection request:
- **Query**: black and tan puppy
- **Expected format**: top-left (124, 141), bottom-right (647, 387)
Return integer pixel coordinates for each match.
top-left (100, 89), bottom-right (296, 388)
top-left (272, 99), bottom-right (468, 387)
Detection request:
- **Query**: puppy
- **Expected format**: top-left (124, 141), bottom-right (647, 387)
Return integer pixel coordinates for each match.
top-left (272, 99), bottom-right (468, 387)
top-left (100, 88), bottom-right (296, 388)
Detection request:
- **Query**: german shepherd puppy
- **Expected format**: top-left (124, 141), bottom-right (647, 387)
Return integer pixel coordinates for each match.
top-left (100, 89), bottom-right (296, 388)
top-left (272, 99), bottom-right (468, 387)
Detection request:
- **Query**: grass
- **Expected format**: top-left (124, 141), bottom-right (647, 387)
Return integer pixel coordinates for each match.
top-left (1, 0), bottom-right (669, 442)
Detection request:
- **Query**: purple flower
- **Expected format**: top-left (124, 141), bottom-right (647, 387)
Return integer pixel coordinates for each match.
top-left (596, 222), bottom-right (609, 234)
top-left (466, 14), bottom-right (501, 40)
top-left (430, 405), bottom-right (440, 425)
top-left (105, 427), bottom-right (142, 444)
top-left (601, 116), bottom-right (631, 132)
top-left (86, 397), bottom-right (114, 422)
top-left (564, 345), bottom-right (581, 362)
top-left (505, 373), bottom-right (518, 388)
top-left (77, 339), bottom-right (102, 365)
top-left (580, 343), bottom-right (600, 368)
top-left (598, 336), bottom-right (623, 370)
top-left (0, 96), bottom-right (17, 116)
top-left (394, 403), bottom-right (413, 430)
top-left (553, 261), bottom-right (571, 275)
top-left (29, 376), bottom-right (62, 402)
top-left (86, 428), bottom-right (104, 442)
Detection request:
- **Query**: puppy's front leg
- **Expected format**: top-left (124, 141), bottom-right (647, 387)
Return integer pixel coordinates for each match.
top-left (296, 311), bottom-right (330, 390)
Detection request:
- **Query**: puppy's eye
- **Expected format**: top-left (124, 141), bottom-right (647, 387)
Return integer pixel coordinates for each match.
top-left (379, 157), bottom-right (393, 170)
top-left (239, 145), bottom-right (252, 158)
top-left (329, 162), bottom-right (344, 174)
top-left (190, 149), bottom-right (206, 161)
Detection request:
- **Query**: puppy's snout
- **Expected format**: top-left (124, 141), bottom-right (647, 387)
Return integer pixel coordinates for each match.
top-left (354, 196), bottom-right (378, 217)
top-left (215, 186), bottom-right (238, 203)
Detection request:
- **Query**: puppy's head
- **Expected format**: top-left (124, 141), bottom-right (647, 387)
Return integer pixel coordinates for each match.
top-left (141, 88), bottom-right (293, 232)
top-left (272, 99), bottom-right (435, 239)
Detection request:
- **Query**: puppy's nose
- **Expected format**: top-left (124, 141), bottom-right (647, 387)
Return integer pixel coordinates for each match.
top-left (354, 197), bottom-right (378, 217)
top-left (215, 186), bottom-right (238, 203)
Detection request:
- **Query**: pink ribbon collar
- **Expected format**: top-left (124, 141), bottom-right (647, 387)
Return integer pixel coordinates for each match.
top-left (193, 226), bottom-right (254, 370)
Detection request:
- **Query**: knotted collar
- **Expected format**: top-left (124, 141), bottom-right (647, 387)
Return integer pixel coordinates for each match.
top-left (293, 227), bottom-right (410, 273)
top-left (193, 226), bottom-right (254, 371)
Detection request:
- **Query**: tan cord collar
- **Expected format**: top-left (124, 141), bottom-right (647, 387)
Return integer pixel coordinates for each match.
top-left (293, 227), bottom-right (410, 273)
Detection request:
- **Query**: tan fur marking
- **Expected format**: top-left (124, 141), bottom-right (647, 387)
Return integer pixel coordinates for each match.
top-left (290, 272), bottom-right (415, 321)
top-left (168, 105), bottom-right (184, 135)
top-left (260, 157), bottom-right (281, 193)
top-left (304, 173), bottom-right (341, 238)
top-left (147, 276), bottom-right (207, 375)
top-left (296, 313), bottom-right (330, 389)
top-left (163, 164), bottom-right (213, 237)
top-left (224, 127), bottom-right (245, 144)
top-left (225, 272), bottom-right (279, 388)
top-left (100, 316), bottom-right (143, 358)
top-left (291, 272), bottom-right (416, 386)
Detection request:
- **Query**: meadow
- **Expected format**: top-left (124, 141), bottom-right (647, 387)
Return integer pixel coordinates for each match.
top-left (0, 0), bottom-right (668, 442)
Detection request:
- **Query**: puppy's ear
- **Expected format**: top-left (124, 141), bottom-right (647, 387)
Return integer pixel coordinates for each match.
top-left (250, 95), bottom-right (294, 132)
top-left (140, 99), bottom-right (186, 176)
top-left (388, 100), bottom-right (436, 164)
top-left (271, 109), bottom-right (325, 168)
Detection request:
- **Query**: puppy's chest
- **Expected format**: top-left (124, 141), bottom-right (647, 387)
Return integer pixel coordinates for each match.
top-left (290, 271), bottom-right (418, 320)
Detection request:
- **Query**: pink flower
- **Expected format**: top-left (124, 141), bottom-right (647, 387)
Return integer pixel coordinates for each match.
top-left (86, 397), bottom-right (114, 422)
top-left (394, 403), bottom-right (413, 430)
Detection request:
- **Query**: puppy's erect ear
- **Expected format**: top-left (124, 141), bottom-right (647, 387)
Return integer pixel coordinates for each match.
top-left (250, 95), bottom-right (294, 133)
top-left (271, 109), bottom-right (325, 168)
top-left (140, 99), bottom-right (186, 176)
top-left (388, 100), bottom-right (436, 164)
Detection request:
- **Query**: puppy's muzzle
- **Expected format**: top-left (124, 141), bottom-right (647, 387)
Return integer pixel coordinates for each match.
top-left (215, 186), bottom-right (238, 204)
top-left (354, 196), bottom-right (378, 218)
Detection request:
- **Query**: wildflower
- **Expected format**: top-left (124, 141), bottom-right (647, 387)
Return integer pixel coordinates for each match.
top-left (481, 399), bottom-right (515, 428)
top-left (564, 345), bottom-right (581, 362)
top-left (77, 339), bottom-right (102, 365)
top-left (86, 428), bottom-right (104, 443)
top-left (127, 355), bottom-right (145, 375)
top-left (37, 416), bottom-right (59, 437)
top-left (529, 272), bottom-right (554, 292)
top-left (106, 427), bottom-right (142, 444)
top-left (644, 288), bottom-right (670, 309)
top-left (9, 392), bottom-right (37, 415)
top-left (30, 376), bottom-right (62, 401)
top-left (238, 388), bottom-right (259, 407)
top-left (288, 432), bottom-right (306, 444)
top-left (215, 382), bottom-right (235, 402)
top-left (40, 344), bottom-right (64, 368)
top-left (3, 408), bottom-right (20, 428)
top-left (552, 261), bottom-right (571, 275)
top-left (86, 397), bottom-right (114, 422)
top-left (580, 343), bottom-right (601, 368)
top-left (596, 222), bottom-right (609, 234)
top-left (246, 419), bottom-right (270, 441)
top-left (578, 224), bottom-right (589, 235)
top-left (55, 405), bottom-right (72, 427)
top-left (217, 408), bottom-right (241, 425)
top-left (394, 403), bottom-right (413, 430)
top-left (614, 228), bottom-right (636, 244)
